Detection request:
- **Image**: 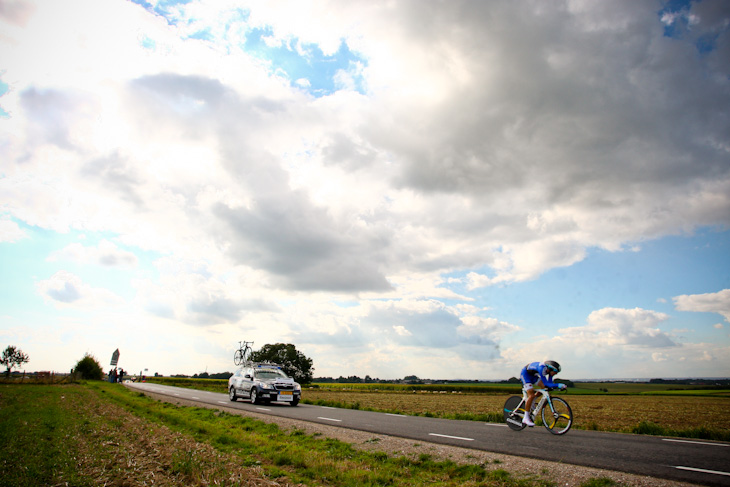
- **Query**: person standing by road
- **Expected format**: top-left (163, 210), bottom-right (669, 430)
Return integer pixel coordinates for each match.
top-left (520, 360), bottom-right (566, 426)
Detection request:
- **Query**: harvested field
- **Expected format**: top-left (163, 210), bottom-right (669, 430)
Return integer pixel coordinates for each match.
top-left (302, 390), bottom-right (730, 432)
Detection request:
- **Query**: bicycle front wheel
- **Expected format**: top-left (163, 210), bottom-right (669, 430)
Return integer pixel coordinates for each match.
top-left (503, 396), bottom-right (526, 431)
top-left (542, 397), bottom-right (573, 435)
top-left (233, 349), bottom-right (244, 366)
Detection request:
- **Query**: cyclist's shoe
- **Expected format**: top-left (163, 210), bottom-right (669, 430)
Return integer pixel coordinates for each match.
top-left (522, 416), bottom-right (535, 427)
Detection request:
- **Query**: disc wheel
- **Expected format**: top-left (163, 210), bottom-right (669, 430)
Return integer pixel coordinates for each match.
top-left (503, 396), bottom-right (526, 431)
top-left (542, 397), bottom-right (573, 435)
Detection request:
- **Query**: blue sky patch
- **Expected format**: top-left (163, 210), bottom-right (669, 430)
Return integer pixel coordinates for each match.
top-left (658, 0), bottom-right (727, 55)
top-left (140, 35), bottom-right (157, 51)
top-left (0, 77), bottom-right (9, 118)
top-left (131, 0), bottom-right (195, 26)
top-left (244, 27), bottom-right (366, 96)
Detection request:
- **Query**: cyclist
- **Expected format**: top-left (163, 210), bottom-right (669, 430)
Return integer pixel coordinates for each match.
top-left (520, 360), bottom-right (566, 426)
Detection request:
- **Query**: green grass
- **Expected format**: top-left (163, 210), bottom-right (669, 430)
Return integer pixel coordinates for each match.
top-left (0, 384), bottom-right (94, 486)
top-left (570, 382), bottom-right (730, 396)
top-left (580, 478), bottom-right (617, 487)
top-left (631, 421), bottom-right (730, 442)
top-left (145, 376), bottom-right (229, 393)
top-left (302, 396), bottom-right (505, 423)
top-left (86, 381), bottom-right (563, 486)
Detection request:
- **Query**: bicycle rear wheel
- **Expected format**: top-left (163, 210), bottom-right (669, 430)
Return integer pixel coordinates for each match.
top-left (503, 396), bottom-right (526, 431)
top-left (233, 349), bottom-right (244, 366)
top-left (542, 397), bottom-right (573, 435)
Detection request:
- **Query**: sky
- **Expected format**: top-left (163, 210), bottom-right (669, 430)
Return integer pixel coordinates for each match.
top-left (1, 0), bottom-right (729, 381)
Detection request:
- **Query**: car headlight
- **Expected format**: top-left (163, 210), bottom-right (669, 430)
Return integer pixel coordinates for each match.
top-left (260, 383), bottom-right (273, 389)
top-left (294, 384), bottom-right (301, 391)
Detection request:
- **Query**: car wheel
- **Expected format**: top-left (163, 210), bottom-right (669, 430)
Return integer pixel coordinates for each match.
top-left (290, 399), bottom-right (299, 407)
top-left (250, 388), bottom-right (259, 405)
top-left (229, 387), bottom-right (237, 402)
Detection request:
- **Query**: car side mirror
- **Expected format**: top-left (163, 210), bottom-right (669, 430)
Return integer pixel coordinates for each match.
top-left (245, 374), bottom-right (252, 379)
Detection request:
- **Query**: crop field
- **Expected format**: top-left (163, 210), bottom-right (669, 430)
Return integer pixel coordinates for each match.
top-left (301, 390), bottom-right (730, 437)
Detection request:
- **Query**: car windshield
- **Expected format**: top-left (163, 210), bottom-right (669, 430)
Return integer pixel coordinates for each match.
top-left (255, 370), bottom-right (287, 379)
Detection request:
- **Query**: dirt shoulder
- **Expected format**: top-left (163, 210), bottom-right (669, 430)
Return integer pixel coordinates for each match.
top-left (142, 390), bottom-right (699, 487)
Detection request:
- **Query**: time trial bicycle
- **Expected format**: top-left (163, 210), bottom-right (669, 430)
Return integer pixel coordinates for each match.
top-left (233, 341), bottom-right (253, 366)
top-left (503, 386), bottom-right (573, 435)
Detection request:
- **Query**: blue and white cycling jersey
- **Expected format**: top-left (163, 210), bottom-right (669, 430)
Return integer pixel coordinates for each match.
top-left (520, 361), bottom-right (561, 389)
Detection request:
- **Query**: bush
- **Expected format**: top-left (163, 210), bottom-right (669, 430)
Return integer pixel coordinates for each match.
top-left (73, 353), bottom-right (104, 380)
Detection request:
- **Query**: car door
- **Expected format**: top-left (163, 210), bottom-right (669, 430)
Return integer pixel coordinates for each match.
top-left (243, 367), bottom-right (254, 397)
top-left (231, 369), bottom-right (243, 394)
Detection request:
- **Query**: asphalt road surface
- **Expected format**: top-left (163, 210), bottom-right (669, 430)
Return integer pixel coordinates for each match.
top-left (126, 382), bottom-right (730, 486)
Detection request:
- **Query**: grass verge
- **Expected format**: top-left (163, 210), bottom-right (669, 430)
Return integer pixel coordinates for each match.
top-left (0, 384), bottom-right (91, 486)
top-left (94, 382), bottom-right (554, 486)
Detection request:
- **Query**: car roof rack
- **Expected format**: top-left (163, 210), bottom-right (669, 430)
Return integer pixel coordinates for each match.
top-left (242, 361), bottom-right (283, 370)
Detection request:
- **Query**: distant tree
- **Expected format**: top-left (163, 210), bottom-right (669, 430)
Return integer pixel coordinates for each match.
top-left (73, 353), bottom-right (104, 380)
top-left (249, 343), bottom-right (314, 384)
top-left (1, 345), bottom-right (29, 377)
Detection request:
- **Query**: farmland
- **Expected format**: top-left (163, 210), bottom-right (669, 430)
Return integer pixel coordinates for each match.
top-left (302, 390), bottom-right (730, 436)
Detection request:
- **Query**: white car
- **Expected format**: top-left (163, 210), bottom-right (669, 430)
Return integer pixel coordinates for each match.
top-left (228, 363), bottom-right (301, 406)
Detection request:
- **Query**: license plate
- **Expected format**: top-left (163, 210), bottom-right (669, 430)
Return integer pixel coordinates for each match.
top-left (278, 393), bottom-right (293, 401)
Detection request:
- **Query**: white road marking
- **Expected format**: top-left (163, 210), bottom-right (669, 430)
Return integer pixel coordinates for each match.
top-left (256, 407), bottom-right (271, 411)
top-left (318, 417), bottom-right (342, 422)
top-left (320, 406), bottom-right (336, 409)
top-left (663, 438), bottom-right (729, 447)
top-left (217, 401), bottom-right (227, 404)
top-left (386, 413), bottom-right (405, 417)
top-left (174, 393), bottom-right (180, 396)
top-left (429, 433), bottom-right (474, 441)
top-left (674, 466), bottom-right (730, 477)
top-left (192, 397), bottom-right (200, 399)
top-left (485, 423), bottom-right (508, 427)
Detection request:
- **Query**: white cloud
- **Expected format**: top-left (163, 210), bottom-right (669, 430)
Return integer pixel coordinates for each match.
top-left (393, 325), bottom-right (411, 337)
top-left (48, 240), bottom-right (138, 268)
top-left (673, 289), bottom-right (730, 323)
top-left (0, 217), bottom-right (26, 242)
top-left (507, 327), bottom-right (728, 380)
top-left (1, 1), bottom-right (729, 377)
top-left (3, 0), bottom-right (729, 291)
top-left (36, 270), bottom-right (125, 308)
top-left (652, 352), bottom-right (669, 362)
top-left (132, 260), bottom-right (279, 327)
top-left (558, 307), bottom-right (676, 349)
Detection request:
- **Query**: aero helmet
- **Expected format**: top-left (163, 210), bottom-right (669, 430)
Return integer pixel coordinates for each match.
top-left (545, 360), bottom-right (561, 373)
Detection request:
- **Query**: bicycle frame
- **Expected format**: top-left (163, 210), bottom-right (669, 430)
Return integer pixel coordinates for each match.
top-left (514, 388), bottom-right (551, 421)
top-left (503, 386), bottom-right (573, 434)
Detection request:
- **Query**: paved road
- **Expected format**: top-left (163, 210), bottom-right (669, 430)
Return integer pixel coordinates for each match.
top-left (127, 382), bottom-right (730, 486)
